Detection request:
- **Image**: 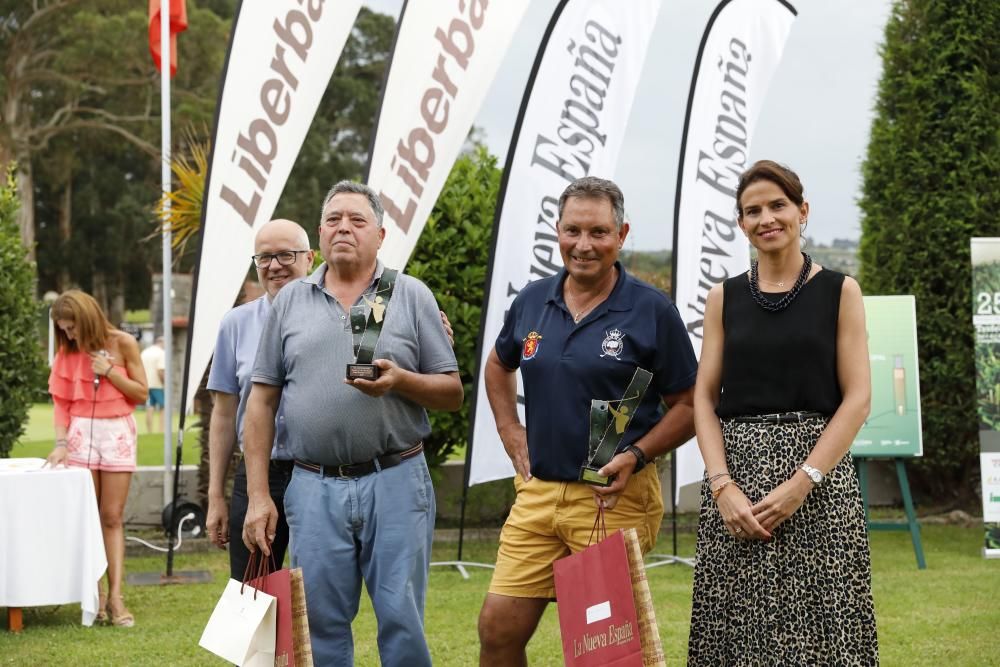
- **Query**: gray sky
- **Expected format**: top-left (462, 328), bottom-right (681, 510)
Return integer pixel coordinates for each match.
top-left (365, 0), bottom-right (893, 250)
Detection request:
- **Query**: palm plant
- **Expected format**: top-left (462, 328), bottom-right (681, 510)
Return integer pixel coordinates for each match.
top-left (152, 133), bottom-right (209, 256)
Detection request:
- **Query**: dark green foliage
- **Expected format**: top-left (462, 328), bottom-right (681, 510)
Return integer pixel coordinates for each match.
top-left (406, 147), bottom-right (501, 467)
top-left (0, 166), bottom-right (46, 457)
top-left (200, 0), bottom-right (238, 19)
top-left (35, 140), bottom-right (160, 314)
top-left (22, 0), bottom-right (230, 313)
top-left (858, 0), bottom-right (1000, 503)
top-left (621, 249), bottom-right (672, 294)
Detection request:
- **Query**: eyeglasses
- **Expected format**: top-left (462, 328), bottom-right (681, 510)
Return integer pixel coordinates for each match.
top-left (251, 250), bottom-right (310, 268)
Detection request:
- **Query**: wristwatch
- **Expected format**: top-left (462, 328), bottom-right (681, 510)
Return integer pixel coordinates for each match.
top-left (624, 445), bottom-right (646, 473)
top-left (799, 462), bottom-right (824, 486)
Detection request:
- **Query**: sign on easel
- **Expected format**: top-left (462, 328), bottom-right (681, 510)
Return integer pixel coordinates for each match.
top-left (852, 296), bottom-right (923, 458)
top-left (970, 238), bottom-right (1000, 559)
top-left (852, 295), bottom-right (926, 569)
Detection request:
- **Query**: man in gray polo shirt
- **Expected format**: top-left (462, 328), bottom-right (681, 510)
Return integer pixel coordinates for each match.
top-left (242, 180), bottom-right (462, 667)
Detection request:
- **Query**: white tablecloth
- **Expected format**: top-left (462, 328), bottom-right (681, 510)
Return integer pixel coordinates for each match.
top-left (0, 459), bottom-right (108, 626)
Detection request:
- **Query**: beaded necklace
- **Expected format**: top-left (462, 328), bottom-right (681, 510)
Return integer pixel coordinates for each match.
top-left (748, 252), bottom-right (812, 312)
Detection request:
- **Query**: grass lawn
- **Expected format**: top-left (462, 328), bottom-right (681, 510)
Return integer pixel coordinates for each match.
top-left (1, 525), bottom-right (996, 665)
top-left (10, 403), bottom-right (202, 467)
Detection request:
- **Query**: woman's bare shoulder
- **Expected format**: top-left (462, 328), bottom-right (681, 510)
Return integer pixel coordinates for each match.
top-left (110, 330), bottom-right (140, 357)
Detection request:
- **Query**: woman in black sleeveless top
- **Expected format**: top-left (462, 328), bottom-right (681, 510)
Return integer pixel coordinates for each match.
top-left (687, 161), bottom-right (878, 665)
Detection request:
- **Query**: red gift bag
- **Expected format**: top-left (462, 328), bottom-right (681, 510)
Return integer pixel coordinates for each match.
top-left (259, 568), bottom-right (294, 666)
top-left (554, 523), bottom-right (644, 667)
top-left (249, 554), bottom-right (312, 666)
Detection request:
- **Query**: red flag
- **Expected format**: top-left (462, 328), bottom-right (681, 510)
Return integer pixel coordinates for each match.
top-left (148, 0), bottom-right (188, 78)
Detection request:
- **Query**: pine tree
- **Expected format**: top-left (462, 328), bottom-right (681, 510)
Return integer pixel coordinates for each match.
top-left (858, 0), bottom-right (1000, 502)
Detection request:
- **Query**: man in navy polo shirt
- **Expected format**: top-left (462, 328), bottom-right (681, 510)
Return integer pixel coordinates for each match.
top-left (477, 176), bottom-right (697, 666)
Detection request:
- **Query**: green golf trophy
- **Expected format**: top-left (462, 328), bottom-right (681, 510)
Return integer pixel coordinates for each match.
top-left (346, 268), bottom-right (398, 380)
top-left (579, 367), bottom-right (653, 486)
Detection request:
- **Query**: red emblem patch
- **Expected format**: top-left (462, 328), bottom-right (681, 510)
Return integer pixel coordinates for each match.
top-left (522, 331), bottom-right (543, 360)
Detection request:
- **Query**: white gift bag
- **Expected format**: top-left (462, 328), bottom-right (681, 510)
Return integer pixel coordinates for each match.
top-left (199, 578), bottom-right (277, 666)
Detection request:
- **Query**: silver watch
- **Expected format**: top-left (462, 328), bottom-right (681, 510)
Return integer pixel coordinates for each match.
top-left (799, 463), bottom-right (824, 486)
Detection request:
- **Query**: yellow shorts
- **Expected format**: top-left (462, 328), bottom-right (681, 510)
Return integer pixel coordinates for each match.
top-left (488, 465), bottom-right (664, 599)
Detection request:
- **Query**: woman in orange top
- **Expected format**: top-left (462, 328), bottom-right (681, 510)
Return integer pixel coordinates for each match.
top-left (45, 290), bottom-right (148, 627)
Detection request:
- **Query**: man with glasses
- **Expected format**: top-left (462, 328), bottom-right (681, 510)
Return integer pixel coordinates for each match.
top-left (242, 181), bottom-right (463, 666)
top-left (205, 218), bottom-right (314, 579)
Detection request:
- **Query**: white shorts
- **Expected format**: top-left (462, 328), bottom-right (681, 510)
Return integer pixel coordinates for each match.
top-left (66, 415), bottom-right (137, 472)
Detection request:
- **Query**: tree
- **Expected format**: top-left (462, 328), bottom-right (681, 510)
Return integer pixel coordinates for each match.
top-left (857, 0), bottom-right (1000, 504)
top-left (1, 0), bottom-right (227, 280)
top-left (2, 1), bottom-right (157, 259)
top-left (0, 164), bottom-right (46, 457)
top-left (27, 2), bottom-right (226, 317)
top-left (406, 146), bottom-right (502, 467)
top-left (35, 134), bottom-right (162, 322)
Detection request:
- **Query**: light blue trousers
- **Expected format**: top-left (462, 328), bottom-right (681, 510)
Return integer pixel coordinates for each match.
top-left (284, 454), bottom-right (435, 667)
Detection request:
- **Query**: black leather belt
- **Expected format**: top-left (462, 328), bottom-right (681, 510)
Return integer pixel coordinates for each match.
top-left (731, 411), bottom-right (827, 425)
top-left (294, 442), bottom-right (423, 478)
top-left (236, 458), bottom-right (295, 472)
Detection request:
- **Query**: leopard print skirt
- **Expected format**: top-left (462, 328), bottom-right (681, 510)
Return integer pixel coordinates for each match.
top-left (687, 417), bottom-right (878, 666)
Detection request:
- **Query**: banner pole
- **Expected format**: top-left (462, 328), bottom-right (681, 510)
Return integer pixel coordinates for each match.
top-left (160, 0), bottom-right (174, 511)
top-left (457, 475), bottom-right (468, 562)
top-left (671, 451), bottom-right (678, 555)
top-left (129, 0), bottom-right (210, 587)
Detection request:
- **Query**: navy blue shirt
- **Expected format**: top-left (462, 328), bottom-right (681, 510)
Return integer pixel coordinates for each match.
top-left (495, 263), bottom-right (698, 481)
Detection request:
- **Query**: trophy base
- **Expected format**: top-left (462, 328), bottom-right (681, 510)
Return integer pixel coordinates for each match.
top-left (346, 363), bottom-right (379, 380)
top-left (579, 465), bottom-right (615, 487)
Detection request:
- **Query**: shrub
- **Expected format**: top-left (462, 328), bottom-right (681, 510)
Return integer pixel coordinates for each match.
top-left (0, 165), bottom-right (47, 457)
top-left (406, 147), bottom-right (501, 467)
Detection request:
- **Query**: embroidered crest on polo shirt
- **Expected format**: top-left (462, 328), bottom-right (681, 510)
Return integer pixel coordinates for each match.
top-left (600, 328), bottom-right (625, 359)
top-left (522, 331), bottom-right (543, 360)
